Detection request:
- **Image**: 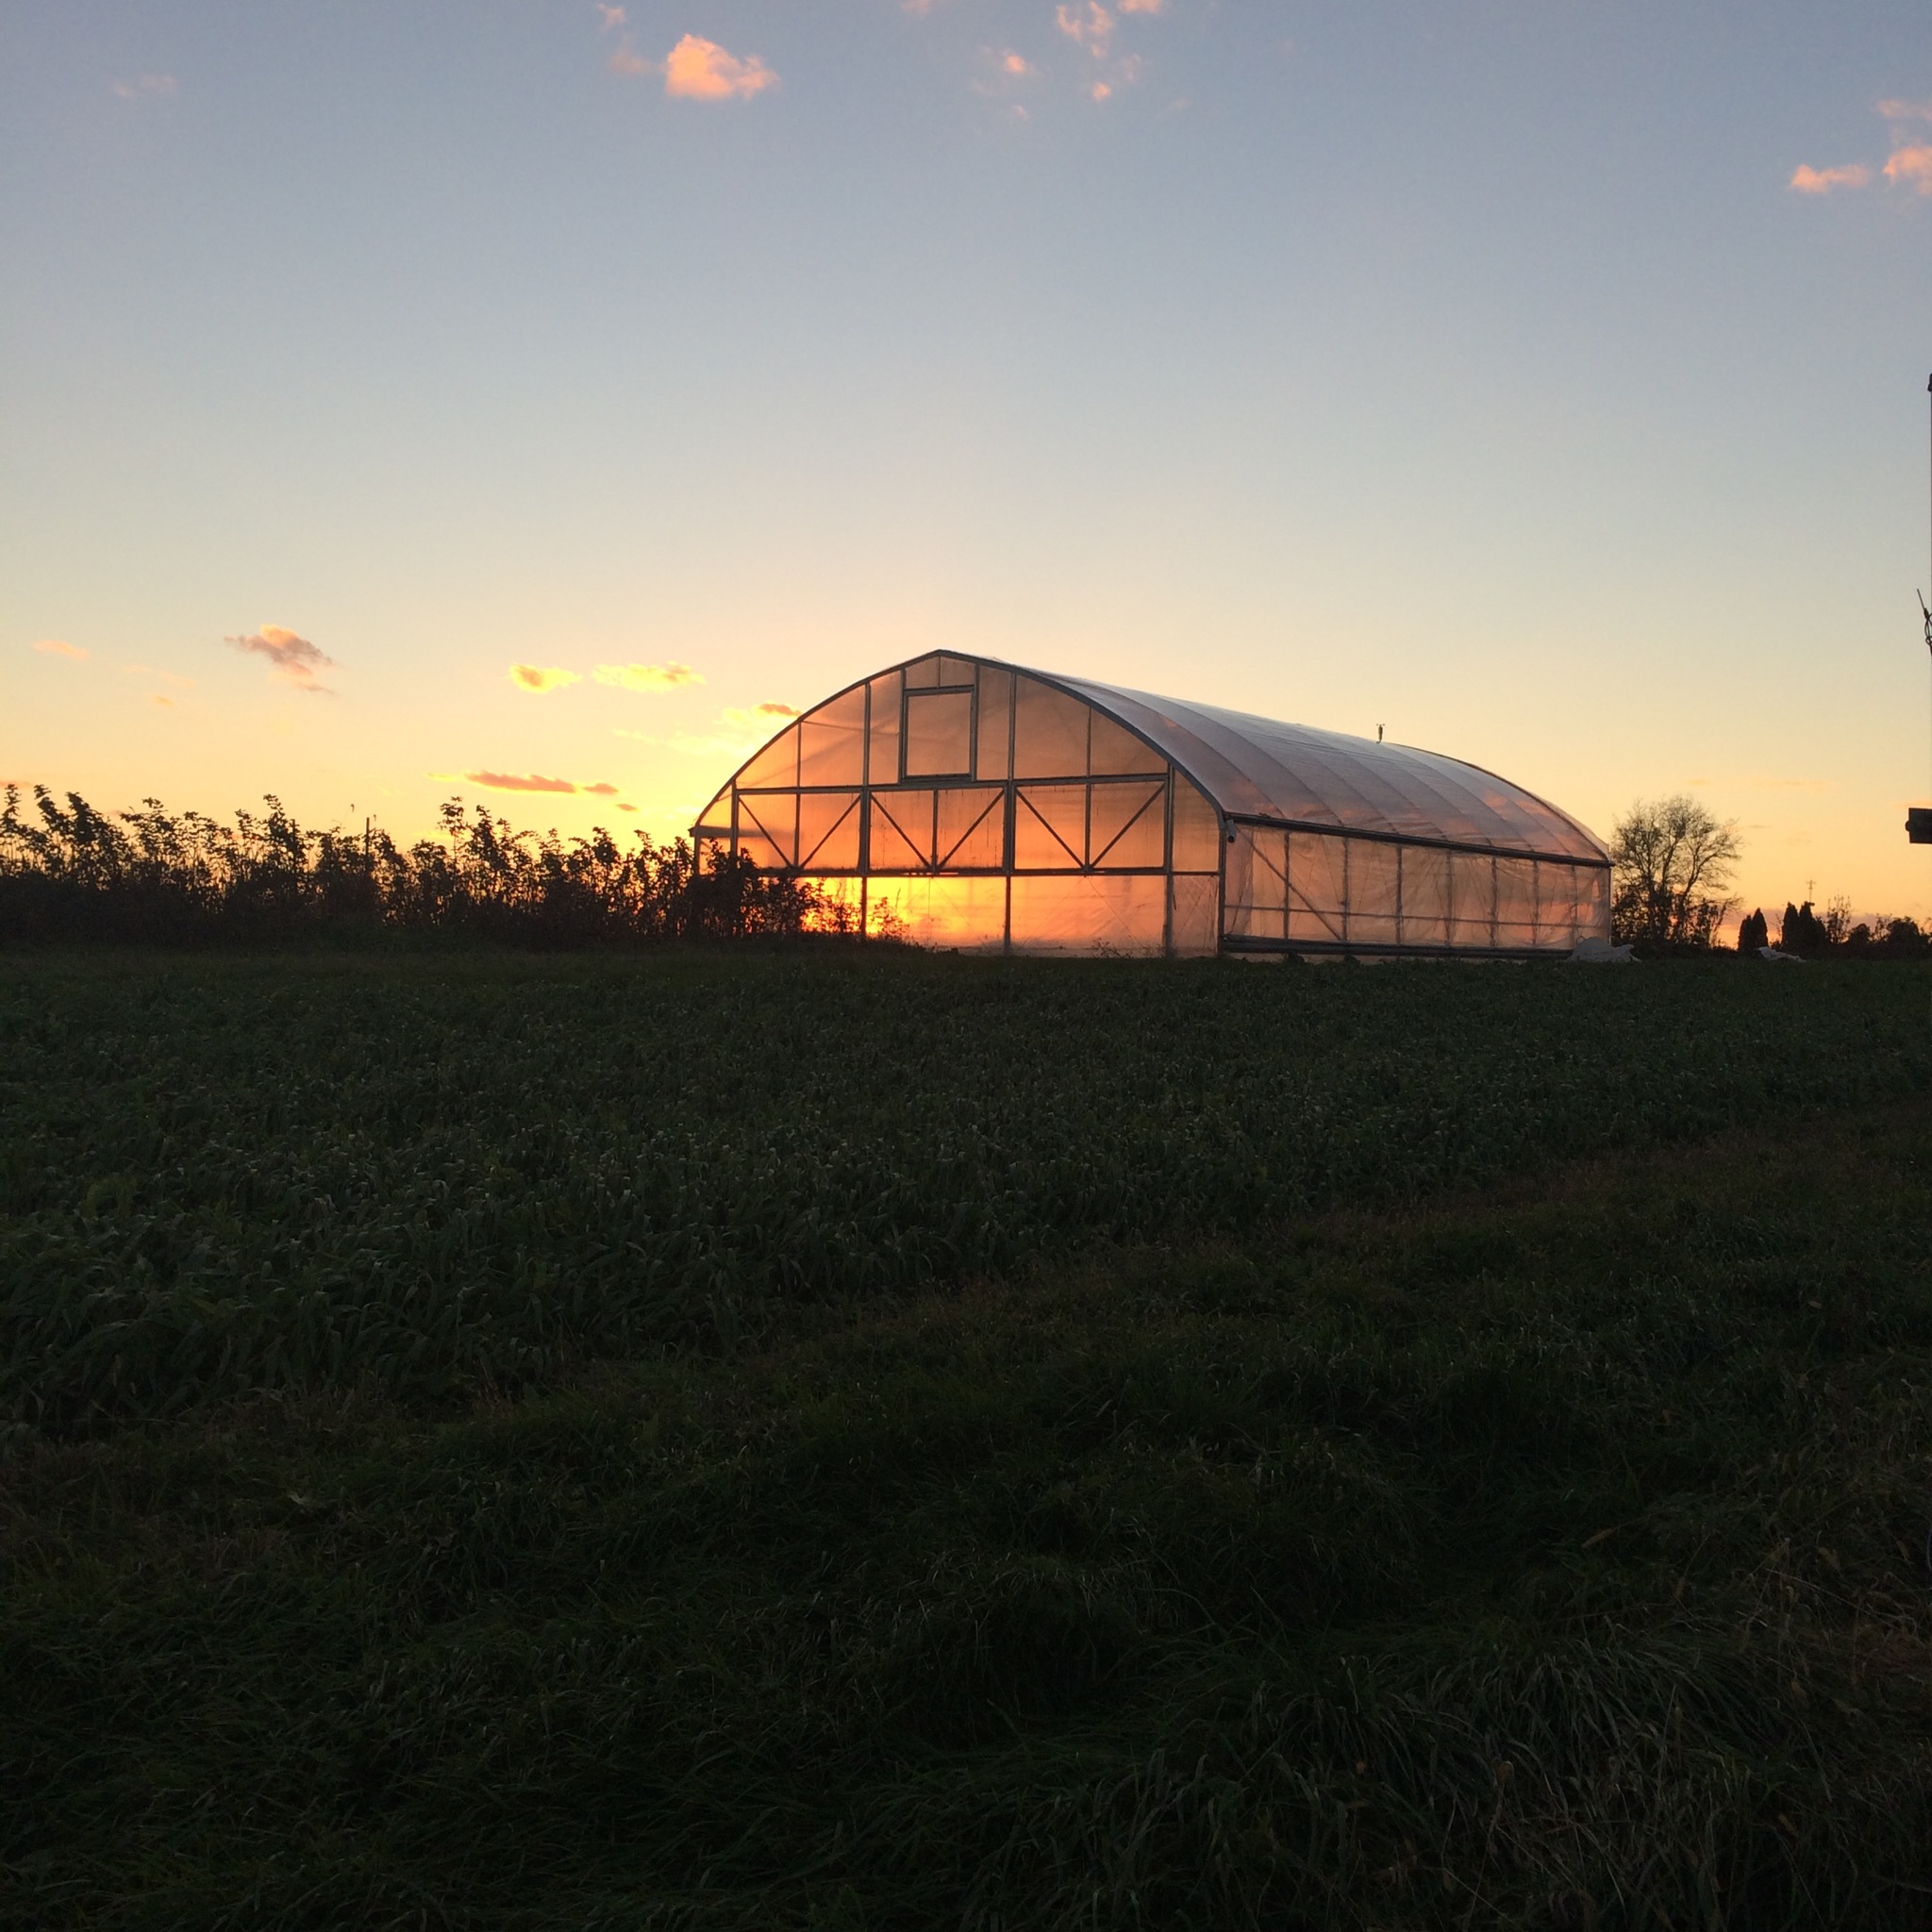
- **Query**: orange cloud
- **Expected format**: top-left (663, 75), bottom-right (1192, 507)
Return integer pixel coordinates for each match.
top-left (112, 74), bottom-right (175, 100)
top-left (33, 639), bottom-right (88, 660)
top-left (1091, 80), bottom-right (1113, 101)
top-left (1884, 144), bottom-right (1932, 192)
top-left (1056, 2), bottom-right (1113, 54)
top-left (595, 660), bottom-right (703, 691)
top-left (1001, 50), bottom-right (1033, 76)
top-left (464, 771), bottom-right (578, 793)
top-left (662, 35), bottom-right (778, 101)
top-left (608, 45), bottom-right (653, 76)
top-left (618, 802), bottom-right (640, 812)
top-left (1118, 0), bottom-right (1164, 11)
top-left (584, 781), bottom-right (619, 795)
top-left (509, 662), bottom-right (582, 694)
top-left (226, 624), bottom-right (336, 691)
top-left (1790, 162), bottom-right (1871, 193)
top-left (1877, 98), bottom-right (1932, 123)
top-left (595, 4), bottom-right (625, 27)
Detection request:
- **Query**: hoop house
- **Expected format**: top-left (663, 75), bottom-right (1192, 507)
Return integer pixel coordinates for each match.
top-left (693, 653), bottom-right (1609, 958)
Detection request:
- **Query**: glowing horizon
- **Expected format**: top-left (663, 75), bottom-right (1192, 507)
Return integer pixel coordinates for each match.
top-left (5, 3), bottom-right (1930, 928)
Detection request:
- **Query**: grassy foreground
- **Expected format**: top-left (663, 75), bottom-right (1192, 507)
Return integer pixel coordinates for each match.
top-left (5, 952), bottom-right (1932, 1926)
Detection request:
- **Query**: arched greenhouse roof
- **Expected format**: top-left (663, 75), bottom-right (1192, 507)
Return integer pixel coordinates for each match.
top-left (698, 653), bottom-right (1607, 867)
top-left (1045, 668), bottom-right (1607, 863)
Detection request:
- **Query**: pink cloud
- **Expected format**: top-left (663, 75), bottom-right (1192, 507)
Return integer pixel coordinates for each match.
top-left (662, 35), bottom-right (778, 101)
top-left (111, 74), bottom-right (175, 100)
top-left (1056, 3), bottom-right (1113, 55)
top-left (608, 45), bottom-right (653, 76)
top-left (509, 662), bottom-right (582, 694)
top-left (1118, 0), bottom-right (1165, 11)
top-left (1790, 162), bottom-right (1871, 194)
top-left (464, 771), bottom-right (578, 794)
top-left (33, 639), bottom-right (88, 660)
top-left (1884, 144), bottom-right (1932, 192)
top-left (595, 4), bottom-right (626, 27)
top-left (225, 624), bottom-right (336, 692)
top-left (1877, 98), bottom-right (1932, 123)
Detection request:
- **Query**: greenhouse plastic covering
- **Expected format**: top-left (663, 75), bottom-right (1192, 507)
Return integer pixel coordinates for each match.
top-left (692, 653), bottom-right (1609, 958)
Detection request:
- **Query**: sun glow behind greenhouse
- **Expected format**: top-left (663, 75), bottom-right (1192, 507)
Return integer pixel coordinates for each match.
top-left (693, 654), bottom-right (1610, 958)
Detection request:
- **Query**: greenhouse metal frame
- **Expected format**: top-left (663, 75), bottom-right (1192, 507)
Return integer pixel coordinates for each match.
top-left (693, 652), bottom-right (1610, 958)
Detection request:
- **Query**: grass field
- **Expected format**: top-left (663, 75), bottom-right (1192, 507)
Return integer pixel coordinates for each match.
top-left (6, 950), bottom-right (1932, 1927)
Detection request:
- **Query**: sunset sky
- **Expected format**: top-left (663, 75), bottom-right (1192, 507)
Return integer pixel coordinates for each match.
top-left (5, 2), bottom-right (1930, 923)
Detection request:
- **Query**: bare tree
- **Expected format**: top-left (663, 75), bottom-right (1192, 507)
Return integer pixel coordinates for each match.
top-left (1609, 794), bottom-right (1741, 947)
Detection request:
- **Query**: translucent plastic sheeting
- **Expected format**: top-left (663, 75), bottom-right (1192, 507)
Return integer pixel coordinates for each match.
top-left (935, 787), bottom-right (1005, 870)
top-left (1013, 677), bottom-right (1091, 781)
top-left (1169, 874), bottom-right (1221, 957)
top-left (976, 666), bottom-right (1013, 779)
top-left (1013, 785), bottom-right (1087, 870)
top-left (866, 788), bottom-right (1006, 872)
top-left (904, 689), bottom-right (974, 778)
top-left (1009, 874), bottom-right (1167, 955)
top-left (799, 792), bottom-right (860, 871)
top-left (866, 674), bottom-right (901, 785)
top-left (797, 687), bottom-right (865, 787)
top-left (1172, 777), bottom-right (1222, 872)
top-left (905, 653), bottom-right (980, 691)
top-left (866, 875), bottom-right (1008, 949)
top-left (1051, 673), bottom-right (1606, 861)
top-left (1224, 825), bottom-right (1607, 951)
top-left (738, 724), bottom-right (799, 791)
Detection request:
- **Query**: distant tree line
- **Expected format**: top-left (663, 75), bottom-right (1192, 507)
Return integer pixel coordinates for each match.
top-left (1735, 899), bottom-right (1930, 959)
top-left (0, 785), bottom-right (853, 944)
top-left (1608, 791), bottom-right (1926, 958)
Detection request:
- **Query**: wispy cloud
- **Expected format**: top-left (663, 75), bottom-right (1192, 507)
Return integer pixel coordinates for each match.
top-left (1790, 97), bottom-right (1932, 198)
top-left (594, 4), bottom-right (626, 28)
top-left (508, 662), bottom-right (582, 694)
top-left (463, 771), bottom-right (579, 793)
top-left (1118, 0), bottom-right (1165, 12)
top-left (617, 699), bottom-right (797, 758)
top-left (1790, 162), bottom-right (1871, 194)
top-left (1884, 144), bottom-right (1932, 192)
top-left (594, 660), bottom-right (703, 692)
top-left (226, 624), bottom-right (336, 692)
top-left (33, 639), bottom-right (88, 660)
top-left (663, 35), bottom-right (779, 100)
top-left (111, 73), bottom-right (175, 100)
top-left (1056, 2), bottom-right (1113, 56)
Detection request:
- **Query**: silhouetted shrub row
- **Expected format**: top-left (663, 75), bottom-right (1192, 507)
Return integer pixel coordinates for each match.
top-left (1736, 898), bottom-right (1931, 959)
top-left (0, 785), bottom-right (845, 944)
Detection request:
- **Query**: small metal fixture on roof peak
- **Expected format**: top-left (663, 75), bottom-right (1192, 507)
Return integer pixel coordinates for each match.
top-left (1377, 724), bottom-right (1384, 741)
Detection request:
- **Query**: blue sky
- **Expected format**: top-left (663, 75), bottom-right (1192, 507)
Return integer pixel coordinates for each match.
top-left (5, 1), bottom-right (1929, 918)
